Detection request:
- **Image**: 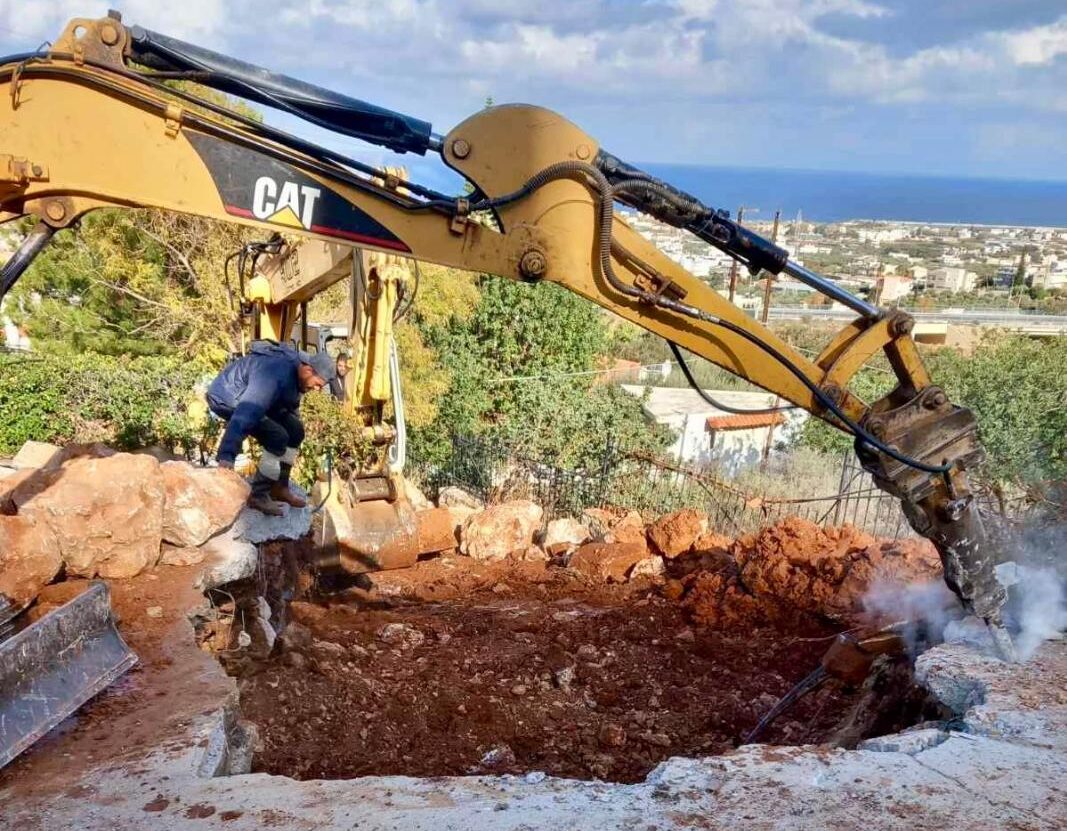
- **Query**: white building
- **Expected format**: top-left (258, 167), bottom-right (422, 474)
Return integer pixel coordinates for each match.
top-left (929, 267), bottom-right (977, 293)
top-left (621, 385), bottom-right (808, 475)
top-left (854, 227), bottom-right (909, 244)
top-left (877, 273), bottom-right (914, 304)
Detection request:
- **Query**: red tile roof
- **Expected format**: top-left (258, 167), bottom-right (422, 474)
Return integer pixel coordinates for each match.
top-left (706, 412), bottom-right (787, 431)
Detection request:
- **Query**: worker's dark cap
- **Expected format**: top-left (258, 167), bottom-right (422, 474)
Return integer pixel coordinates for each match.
top-left (298, 350), bottom-right (337, 383)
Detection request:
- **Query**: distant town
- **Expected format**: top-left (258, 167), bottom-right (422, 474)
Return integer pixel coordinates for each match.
top-left (626, 211), bottom-right (1067, 315)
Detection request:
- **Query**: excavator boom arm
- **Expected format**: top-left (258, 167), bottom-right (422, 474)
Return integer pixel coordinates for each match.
top-left (0, 14), bottom-right (1007, 630)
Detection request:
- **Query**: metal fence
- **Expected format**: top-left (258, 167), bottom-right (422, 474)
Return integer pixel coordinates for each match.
top-left (413, 435), bottom-right (924, 538)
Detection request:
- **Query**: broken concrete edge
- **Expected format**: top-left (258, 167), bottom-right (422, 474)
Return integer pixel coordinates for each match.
top-left (231, 484), bottom-right (312, 545)
top-left (194, 489), bottom-right (313, 592)
top-left (916, 636), bottom-right (1067, 752)
top-left (197, 693), bottom-right (259, 778)
top-left (186, 494), bottom-right (314, 777)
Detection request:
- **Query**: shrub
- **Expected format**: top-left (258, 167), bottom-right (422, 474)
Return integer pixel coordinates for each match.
top-left (0, 351), bottom-right (216, 457)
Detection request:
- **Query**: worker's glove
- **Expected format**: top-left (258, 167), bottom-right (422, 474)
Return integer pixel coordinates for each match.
top-left (217, 459), bottom-right (235, 470)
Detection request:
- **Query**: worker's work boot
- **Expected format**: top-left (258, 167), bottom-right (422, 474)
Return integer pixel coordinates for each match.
top-left (271, 463), bottom-right (307, 509)
top-left (248, 473), bottom-right (285, 516)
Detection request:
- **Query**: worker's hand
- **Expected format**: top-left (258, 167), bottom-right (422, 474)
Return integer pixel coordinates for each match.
top-left (217, 459), bottom-right (235, 470)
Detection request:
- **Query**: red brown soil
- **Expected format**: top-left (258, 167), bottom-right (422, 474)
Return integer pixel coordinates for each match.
top-left (239, 556), bottom-right (865, 784)
top-left (677, 517), bottom-right (941, 629)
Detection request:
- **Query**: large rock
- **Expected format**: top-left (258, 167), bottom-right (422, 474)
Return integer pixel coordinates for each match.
top-left (648, 508), bottom-right (709, 558)
top-left (11, 440), bottom-right (62, 470)
top-left (17, 453), bottom-right (166, 579)
top-left (159, 543), bottom-right (207, 567)
top-left (402, 477), bottom-right (433, 511)
top-left (603, 511), bottom-right (647, 550)
top-left (569, 542), bottom-right (649, 583)
top-left (0, 514), bottom-right (62, 608)
top-left (581, 507), bottom-right (621, 539)
top-left (0, 468), bottom-right (35, 515)
top-left (161, 461), bottom-right (250, 547)
top-left (541, 517), bottom-right (591, 556)
top-left (629, 555), bottom-right (666, 581)
top-left (437, 486), bottom-right (484, 511)
top-left (195, 529), bottom-right (259, 591)
top-left (460, 500), bottom-right (543, 561)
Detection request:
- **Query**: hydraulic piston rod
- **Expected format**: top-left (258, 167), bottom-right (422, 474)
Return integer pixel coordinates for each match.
top-left (782, 260), bottom-right (881, 318)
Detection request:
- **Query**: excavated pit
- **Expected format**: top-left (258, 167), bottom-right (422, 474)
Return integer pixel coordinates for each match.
top-left (200, 531), bottom-right (944, 784)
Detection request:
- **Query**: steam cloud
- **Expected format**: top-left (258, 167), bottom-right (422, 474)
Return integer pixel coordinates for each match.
top-left (996, 562), bottom-right (1067, 661)
top-left (862, 560), bottom-right (1066, 662)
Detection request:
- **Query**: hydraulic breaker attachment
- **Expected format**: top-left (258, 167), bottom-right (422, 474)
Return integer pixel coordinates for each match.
top-left (857, 385), bottom-right (1010, 650)
top-left (0, 581), bottom-right (137, 769)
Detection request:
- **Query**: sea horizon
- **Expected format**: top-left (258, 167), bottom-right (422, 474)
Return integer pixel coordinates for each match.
top-left (638, 163), bottom-right (1067, 229)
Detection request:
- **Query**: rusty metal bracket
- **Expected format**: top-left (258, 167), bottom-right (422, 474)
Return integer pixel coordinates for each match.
top-left (0, 155), bottom-right (49, 191)
top-left (52, 15), bottom-right (128, 69)
top-left (163, 102), bottom-right (184, 137)
top-left (450, 197), bottom-right (470, 235)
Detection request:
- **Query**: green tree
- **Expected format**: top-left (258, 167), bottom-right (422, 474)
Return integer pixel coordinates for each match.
top-left (410, 277), bottom-right (669, 469)
top-left (796, 334), bottom-right (1067, 489)
top-left (7, 210), bottom-right (262, 362)
top-left (924, 334), bottom-right (1067, 488)
top-left (1013, 251), bottom-right (1028, 290)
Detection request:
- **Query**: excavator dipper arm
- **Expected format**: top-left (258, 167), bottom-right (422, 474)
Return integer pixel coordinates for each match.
top-left (0, 14), bottom-right (1007, 633)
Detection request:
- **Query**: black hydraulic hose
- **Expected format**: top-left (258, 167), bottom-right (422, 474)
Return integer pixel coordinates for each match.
top-left (127, 25), bottom-right (434, 156)
top-left (0, 222), bottom-right (55, 302)
top-left (667, 341), bottom-right (796, 415)
top-left (127, 65), bottom-right (451, 203)
top-left (11, 54), bottom-right (455, 208)
top-left (744, 666), bottom-right (829, 744)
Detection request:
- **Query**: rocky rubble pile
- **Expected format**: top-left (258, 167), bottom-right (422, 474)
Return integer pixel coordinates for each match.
top-left (0, 441), bottom-right (249, 613)
top-left (0, 438), bottom-right (942, 632)
top-left (433, 488), bottom-right (940, 626)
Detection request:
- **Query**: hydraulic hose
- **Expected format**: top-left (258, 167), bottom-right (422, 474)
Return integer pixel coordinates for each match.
top-left (667, 341), bottom-right (796, 415)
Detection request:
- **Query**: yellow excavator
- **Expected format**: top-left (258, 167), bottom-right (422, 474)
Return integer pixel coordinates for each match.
top-left (0, 11), bottom-right (1015, 763)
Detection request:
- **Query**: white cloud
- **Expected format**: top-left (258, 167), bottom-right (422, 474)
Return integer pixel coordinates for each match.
top-left (0, 1), bottom-right (1062, 176)
top-left (0, 1), bottom-right (227, 46)
top-left (1002, 15), bottom-right (1067, 66)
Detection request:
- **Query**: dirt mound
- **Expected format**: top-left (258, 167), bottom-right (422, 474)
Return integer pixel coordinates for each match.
top-left (680, 518), bottom-right (941, 629)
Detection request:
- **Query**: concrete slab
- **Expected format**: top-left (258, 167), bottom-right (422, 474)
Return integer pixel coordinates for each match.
top-left (1, 554), bottom-right (1064, 830)
top-left (229, 484), bottom-right (312, 545)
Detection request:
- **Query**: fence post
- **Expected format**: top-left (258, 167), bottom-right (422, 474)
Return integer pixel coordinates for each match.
top-left (595, 436), bottom-right (616, 507)
top-left (832, 451), bottom-right (850, 526)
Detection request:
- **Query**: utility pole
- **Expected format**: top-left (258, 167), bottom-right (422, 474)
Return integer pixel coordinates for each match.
top-left (727, 206), bottom-right (758, 303)
top-left (759, 209), bottom-right (781, 324)
top-left (758, 209), bottom-right (782, 472)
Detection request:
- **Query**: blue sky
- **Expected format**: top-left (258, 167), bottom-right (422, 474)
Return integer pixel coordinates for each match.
top-left (3, 1), bottom-right (1066, 187)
